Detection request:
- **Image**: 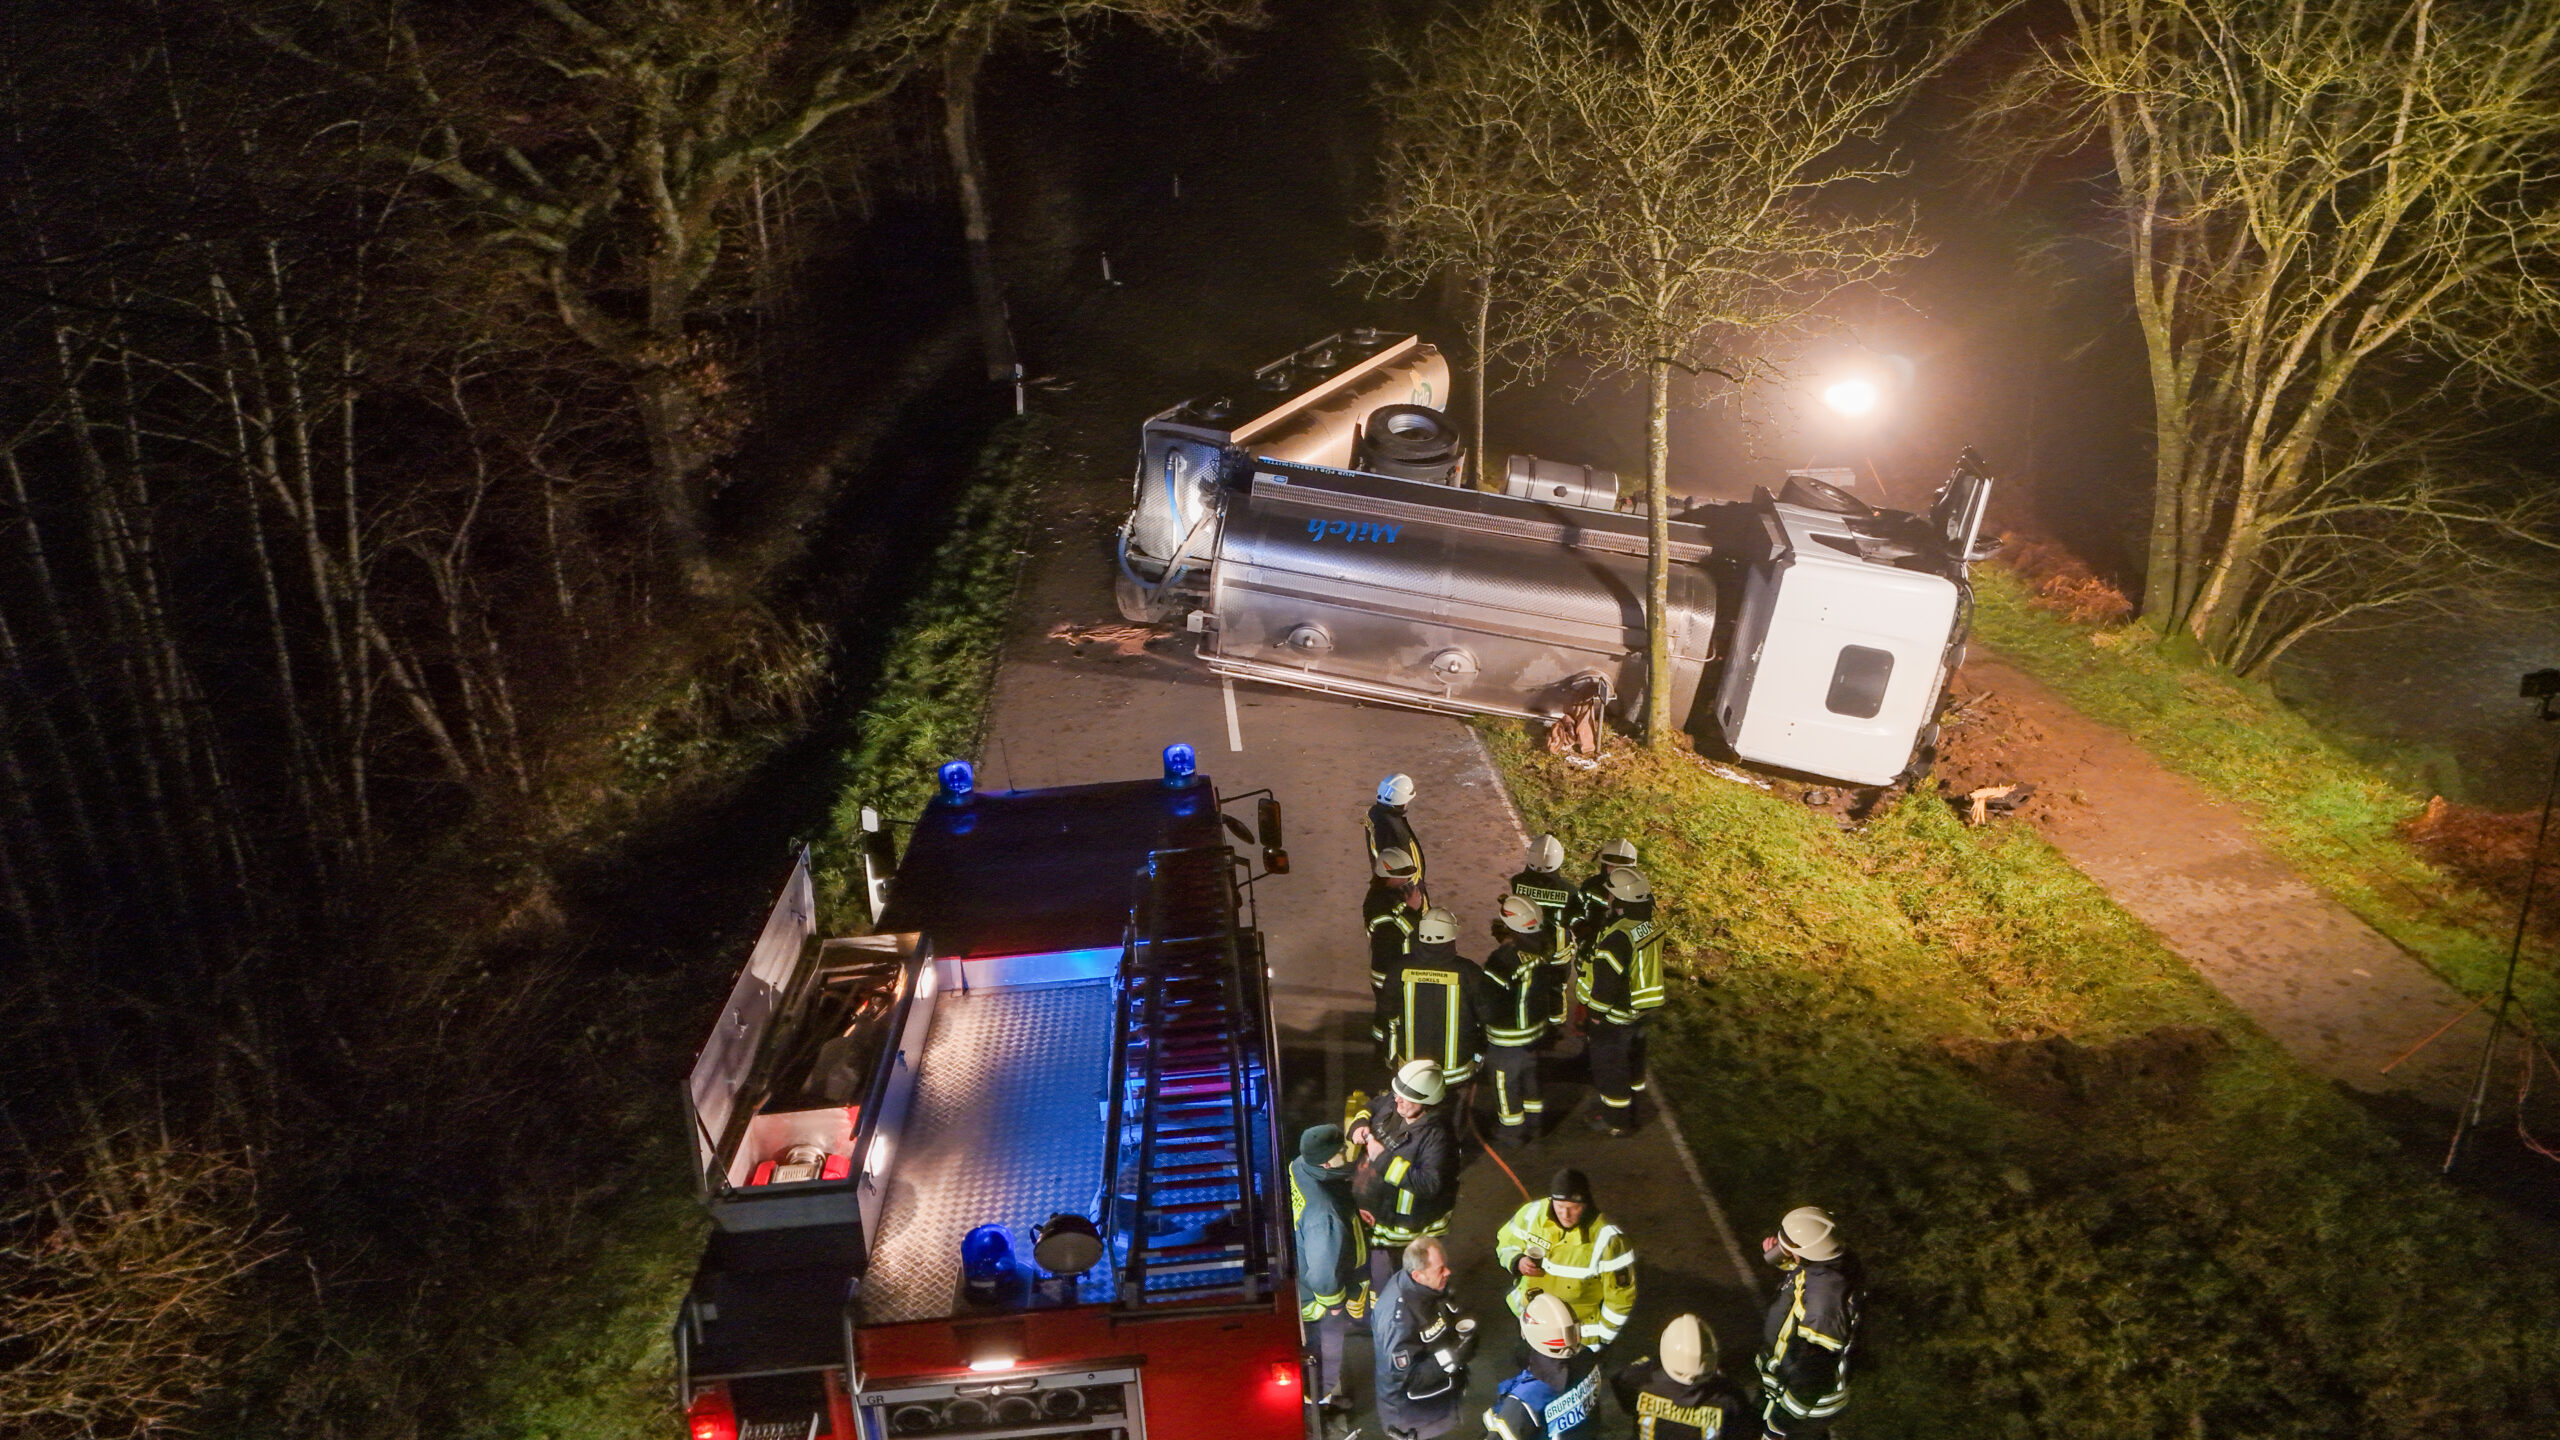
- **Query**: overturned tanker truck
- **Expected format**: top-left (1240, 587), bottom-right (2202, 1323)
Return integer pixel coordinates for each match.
top-left (1111, 331), bottom-right (1997, 787)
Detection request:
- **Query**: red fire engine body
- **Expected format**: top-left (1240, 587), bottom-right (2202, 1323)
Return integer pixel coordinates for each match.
top-left (676, 754), bottom-right (1300, 1440)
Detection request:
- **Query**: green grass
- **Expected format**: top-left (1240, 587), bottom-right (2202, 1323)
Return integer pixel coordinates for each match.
top-left (813, 417), bottom-right (1039, 927)
top-left (1970, 567), bottom-right (2559, 1034)
top-left (1484, 730), bottom-right (2560, 1438)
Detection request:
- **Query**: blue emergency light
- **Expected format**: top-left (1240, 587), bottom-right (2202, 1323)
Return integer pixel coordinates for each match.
top-left (938, 758), bottom-right (975, 801)
top-left (962, 1223), bottom-right (1017, 1304)
top-left (1162, 742), bottom-right (1196, 786)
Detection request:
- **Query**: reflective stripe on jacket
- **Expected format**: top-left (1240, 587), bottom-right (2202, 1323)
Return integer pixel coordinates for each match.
top-left (1391, 941), bottom-right (1484, 1082)
top-left (1477, 939), bottom-right (1550, 1048)
top-left (1578, 902), bottom-right (1663, 1024)
top-left (1758, 1255), bottom-right (1862, 1419)
top-left (1355, 1105), bottom-right (1457, 1241)
top-left (1366, 803), bottom-right (1426, 888)
top-left (1494, 1197), bottom-right (1637, 1344)
top-left (1288, 1156), bottom-right (1371, 1319)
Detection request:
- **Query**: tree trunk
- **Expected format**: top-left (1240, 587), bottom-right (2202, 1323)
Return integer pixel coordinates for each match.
top-left (943, 24), bottom-right (1018, 384)
top-left (1643, 359), bottom-right (1673, 749)
top-left (633, 368), bottom-right (716, 589)
top-left (1470, 272), bottom-right (1491, 491)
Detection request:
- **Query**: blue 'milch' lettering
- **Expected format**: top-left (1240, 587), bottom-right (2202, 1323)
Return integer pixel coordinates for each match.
top-left (1304, 518), bottom-right (1402, 544)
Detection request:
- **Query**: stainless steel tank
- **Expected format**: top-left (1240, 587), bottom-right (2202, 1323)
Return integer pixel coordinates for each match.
top-left (1198, 461), bottom-right (1717, 727)
top-left (1120, 333), bottom-right (1450, 600)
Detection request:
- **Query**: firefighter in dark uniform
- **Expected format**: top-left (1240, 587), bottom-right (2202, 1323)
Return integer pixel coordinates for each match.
top-left (1374, 1236), bottom-right (1476, 1440)
top-left (1483, 1292), bottom-right (1605, 1440)
top-left (1615, 1315), bottom-right (1755, 1440)
top-left (1289, 1124), bottom-right (1370, 1423)
top-left (1509, 835), bottom-right (1577, 1030)
top-left (1367, 772), bottom-right (1427, 891)
top-left (1754, 1208), bottom-right (1863, 1438)
top-left (1367, 848), bottom-right (1425, 1052)
top-left (1352, 1060), bottom-right (1460, 1296)
top-left (1568, 837), bottom-right (1640, 957)
top-left (1578, 866), bottom-right (1664, 1137)
top-left (1476, 895), bottom-right (1552, 1144)
top-left (1388, 907), bottom-right (1483, 1086)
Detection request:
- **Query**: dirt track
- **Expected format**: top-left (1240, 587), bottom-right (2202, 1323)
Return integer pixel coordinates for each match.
top-left (1940, 657), bottom-right (2523, 1118)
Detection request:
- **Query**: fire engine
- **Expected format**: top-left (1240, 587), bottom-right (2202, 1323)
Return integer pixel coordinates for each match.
top-left (675, 746), bottom-right (1301, 1440)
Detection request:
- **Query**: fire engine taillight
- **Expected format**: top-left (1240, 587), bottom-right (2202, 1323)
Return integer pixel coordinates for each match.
top-left (1269, 1361), bottom-right (1297, 1387)
top-left (686, 1386), bottom-right (739, 1440)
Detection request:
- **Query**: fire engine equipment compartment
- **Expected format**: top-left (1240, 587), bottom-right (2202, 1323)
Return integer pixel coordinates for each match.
top-left (678, 769), bottom-right (1297, 1440)
top-left (1197, 459), bottom-right (1716, 727)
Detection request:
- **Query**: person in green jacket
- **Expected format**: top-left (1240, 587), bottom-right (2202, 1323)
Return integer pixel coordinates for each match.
top-left (1289, 1124), bottom-right (1370, 1422)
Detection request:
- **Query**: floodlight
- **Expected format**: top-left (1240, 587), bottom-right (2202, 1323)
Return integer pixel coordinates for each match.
top-left (1822, 378), bottom-right (1881, 417)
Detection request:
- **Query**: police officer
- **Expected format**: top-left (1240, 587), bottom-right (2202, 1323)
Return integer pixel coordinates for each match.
top-left (1494, 1168), bottom-right (1637, 1349)
top-left (1289, 1125), bottom-right (1369, 1421)
top-left (1510, 835), bottom-right (1578, 1028)
top-left (1579, 867), bottom-right (1664, 1137)
top-left (1754, 1207), bottom-right (1864, 1438)
top-left (1375, 1236), bottom-right (1475, 1440)
top-left (1388, 908), bottom-right (1483, 1085)
top-left (1483, 1292), bottom-right (1605, 1440)
top-left (1476, 896), bottom-right (1552, 1144)
top-left (1352, 1060), bottom-right (1460, 1295)
top-left (1367, 773), bottom-right (1427, 890)
top-left (1615, 1315), bottom-right (1755, 1440)
top-left (1367, 848), bottom-right (1425, 1052)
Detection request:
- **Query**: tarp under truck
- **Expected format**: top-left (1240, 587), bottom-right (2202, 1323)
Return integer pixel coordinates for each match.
top-left (676, 753), bottom-right (1299, 1440)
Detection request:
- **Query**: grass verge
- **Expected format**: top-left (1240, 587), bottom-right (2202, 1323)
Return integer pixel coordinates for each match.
top-left (813, 417), bottom-right (1040, 927)
top-left (1968, 566), bottom-right (2559, 1033)
top-left (1485, 729), bottom-right (2559, 1437)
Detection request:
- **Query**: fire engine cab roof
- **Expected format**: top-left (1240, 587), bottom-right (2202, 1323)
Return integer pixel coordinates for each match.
top-left (876, 776), bottom-right (1226, 957)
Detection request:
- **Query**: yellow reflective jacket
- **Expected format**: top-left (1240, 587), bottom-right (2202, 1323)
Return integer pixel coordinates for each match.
top-left (1494, 1197), bottom-right (1637, 1345)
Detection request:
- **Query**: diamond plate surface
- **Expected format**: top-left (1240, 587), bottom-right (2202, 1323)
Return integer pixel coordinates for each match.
top-left (857, 980), bottom-right (1118, 1324)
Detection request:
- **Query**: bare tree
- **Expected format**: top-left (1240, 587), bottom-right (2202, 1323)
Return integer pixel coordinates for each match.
top-left (1996, 0), bottom-right (2560, 664)
top-left (1356, 0), bottom-right (1572, 484)
top-left (917, 0), bottom-right (1267, 381)
top-left (249, 1), bottom-right (923, 590)
top-left (1505, 0), bottom-right (1965, 746)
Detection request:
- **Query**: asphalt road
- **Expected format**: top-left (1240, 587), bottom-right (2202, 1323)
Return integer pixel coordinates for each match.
top-left (980, 514), bottom-right (1769, 1430)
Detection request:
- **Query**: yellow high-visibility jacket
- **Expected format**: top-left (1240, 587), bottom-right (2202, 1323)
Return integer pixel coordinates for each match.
top-left (1494, 1197), bottom-right (1638, 1345)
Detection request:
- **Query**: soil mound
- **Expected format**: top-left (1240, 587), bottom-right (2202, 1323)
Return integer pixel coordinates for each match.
top-left (1931, 670), bottom-right (2053, 828)
top-left (2401, 795), bottom-right (2560, 942)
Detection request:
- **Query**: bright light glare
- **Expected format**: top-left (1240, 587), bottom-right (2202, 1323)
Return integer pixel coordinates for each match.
top-left (1823, 379), bottom-right (1881, 416)
top-left (967, 1359), bottom-right (1018, 1373)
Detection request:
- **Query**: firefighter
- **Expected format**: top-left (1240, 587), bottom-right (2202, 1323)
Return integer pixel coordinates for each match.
top-left (1615, 1315), bottom-right (1756, 1440)
top-left (1568, 837), bottom-right (1640, 954)
top-left (1289, 1124), bottom-right (1369, 1422)
top-left (1579, 866), bottom-right (1664, 1137)
top-left (1483, 1292), bottom-right (1605, 1440)
top-left (1367, 772), bottom-right (1427, 890)
top-left (1388, 907), bottom-right (1483, 1085)
top-left (1352, 1060), bottom-right (1459, 1295)
top-left (1510, 834), bottom-right (1578, 1027)
top-left (1494, 1167), bottom-right (1637, 1349)
top-left (1366, 848), bottom-right (1425, 1051)
top-left (1374, 1236), bottom-right (1475, 1440)
top-left (1476, 895), bottom-right (1551, 1144)
top-left (1754, 1207), bottom-right (1864, 1439)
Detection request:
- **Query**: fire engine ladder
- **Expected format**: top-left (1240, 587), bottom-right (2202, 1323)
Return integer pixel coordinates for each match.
top-left (1109, 843), bottom-right (1274, 1308)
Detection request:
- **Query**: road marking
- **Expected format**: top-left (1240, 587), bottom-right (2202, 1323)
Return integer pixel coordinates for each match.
top-left (1653, 1086), bottom-right (1763, 1299)
top-left (1223, 677), bottom-right (1244, 752)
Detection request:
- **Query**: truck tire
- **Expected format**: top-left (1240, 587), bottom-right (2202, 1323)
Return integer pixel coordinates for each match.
top-left (1360, 404), bottom-right (1460, 462)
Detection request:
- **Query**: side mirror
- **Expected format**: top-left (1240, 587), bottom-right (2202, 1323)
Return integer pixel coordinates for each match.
top-left (1257, 797), bottom-right (1287, 875)
top-left (858, 828), bottom-right (897, 926)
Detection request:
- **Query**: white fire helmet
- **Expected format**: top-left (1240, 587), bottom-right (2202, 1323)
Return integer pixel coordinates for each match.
top-left (1374, 847), bottom-right (1419, 881)
top-left (1605, 867), bottom-right (1652, 904)
top-left (1391, 1059), bottom-right (1446, 1107)
top-left (1598, 837), bottom-right (1639, 869)
top-left (1778, 1206), bottom-right (1843, 1262)
top-left (1527, 834), bottom-right (1565, 872)
top-left (1416, 907), bottom-right (1458, 945)
top-left (1521, 1291), bottom-right (1579, 1357)
top-left (1497, 894), bottom-right (1543, 935)
top-left (1378, 773), bottom-right (1417, 807)
top-left (1660, 1314), bottom-right (1713, 1384)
